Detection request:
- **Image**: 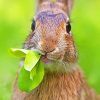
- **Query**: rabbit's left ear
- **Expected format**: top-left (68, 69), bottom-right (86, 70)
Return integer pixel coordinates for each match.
top-left (56, 0), bottom-right (74, 14)
top-left (67, 0), bottom-right (74, 13)
top-left (37, 0), bottom-right (50, 7)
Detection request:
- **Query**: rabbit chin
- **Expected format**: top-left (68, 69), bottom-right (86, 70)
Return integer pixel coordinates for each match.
top-left (41, 56), bottom-right (78, 73)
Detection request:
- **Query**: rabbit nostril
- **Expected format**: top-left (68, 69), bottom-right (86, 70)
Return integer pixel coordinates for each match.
top-left (42, 44), bottom-right (56, 53)
top-left (44, 48), bottom-right (55, 53)
top-left (38, 40), bottom-right (56, 53)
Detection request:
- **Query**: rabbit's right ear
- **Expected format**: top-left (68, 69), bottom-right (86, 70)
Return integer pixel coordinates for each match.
top-left (56, 0), bottom-right (74, 14)
top-left (37, 0), bottom-right (50, 5)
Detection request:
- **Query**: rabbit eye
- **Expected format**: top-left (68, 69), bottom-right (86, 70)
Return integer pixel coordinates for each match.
top-left (31, 19), bottom-right (36, 31)
top-left (66, 22), bottom-right (71, 34)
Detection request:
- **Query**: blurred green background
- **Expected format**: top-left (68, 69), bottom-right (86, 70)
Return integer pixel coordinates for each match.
top-left (0, 0), bottom-right (100, 100)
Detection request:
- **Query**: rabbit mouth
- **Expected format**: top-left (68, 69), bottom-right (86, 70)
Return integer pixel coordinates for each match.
top-left (30, 48), bottom-right (59, 63)
top-left (41, 54), bottom-right (52, 64)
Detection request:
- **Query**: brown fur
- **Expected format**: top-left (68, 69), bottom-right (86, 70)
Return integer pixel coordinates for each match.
top-left (13, 68), bottom-right (100, 100)
top-left (12, 0), bottom-right (100, 100)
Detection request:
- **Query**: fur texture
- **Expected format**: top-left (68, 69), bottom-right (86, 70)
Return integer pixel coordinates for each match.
top-left (12, 0), bottom-right (100, 100)
top-left (13, 68), bottom-right (100, 100)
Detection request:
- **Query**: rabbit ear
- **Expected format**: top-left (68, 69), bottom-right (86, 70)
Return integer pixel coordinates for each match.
top-left (56, 0), bottom-right (74, 14)
top-left (37, 0), bottom-right (50, 11)
top-left (38, 0), bottom-right (50, 5)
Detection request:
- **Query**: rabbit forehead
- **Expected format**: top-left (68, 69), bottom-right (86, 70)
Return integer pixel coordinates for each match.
top-left (36, 11), bottom-right (68, 24)
top-left (35, 11), bottom-right (68, 36)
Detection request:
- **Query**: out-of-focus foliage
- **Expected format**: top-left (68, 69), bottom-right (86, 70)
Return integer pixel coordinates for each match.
top-left (72, 0), bottom-right (100, 93)
top-left (0, 0), bottom-right (100, 100)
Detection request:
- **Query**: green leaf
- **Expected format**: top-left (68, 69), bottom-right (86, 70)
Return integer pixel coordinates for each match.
top-left (18, 67), bottom-right (33, 92)
top-left (24, 50), bottom-right (41, 71)
top-left (18, 61), bottom-right (44, 92)
top-left (10, 48), bottom-right (28, 57)
top-left (30, 65), bottom-right (37, 80)
top-left (30, 61), bottom-right (44, 81)
top-left (30, 61), bottom-right (44, 91)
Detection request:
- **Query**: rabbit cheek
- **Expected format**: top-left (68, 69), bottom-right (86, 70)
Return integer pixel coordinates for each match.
top-left (62, 35), bottom-right (77, 63)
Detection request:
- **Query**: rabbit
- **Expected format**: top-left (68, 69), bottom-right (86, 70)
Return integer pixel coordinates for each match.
top-left (12, 0), bottom-right (100, 100)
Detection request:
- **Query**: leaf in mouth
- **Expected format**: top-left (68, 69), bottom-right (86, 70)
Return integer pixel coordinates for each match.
top-left (24, 50), bottom-right (41, 71)
top-left (10, 48), bottom-right (28, 57)
top-left (18, 61), bottom-right (44, 92)
top-left (10, 48), bottom-right (44, 92)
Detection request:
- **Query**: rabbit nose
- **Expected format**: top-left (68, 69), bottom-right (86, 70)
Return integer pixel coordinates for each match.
top-left (41, 40), bottom-right (56, 53)
top-left (42, 45), bottom-right (55, 53)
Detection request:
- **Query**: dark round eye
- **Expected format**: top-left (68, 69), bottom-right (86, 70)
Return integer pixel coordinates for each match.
top-left (31, 19), bottom-right (36, 31)
top-left (66, 22), bottom-right (71, 34)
